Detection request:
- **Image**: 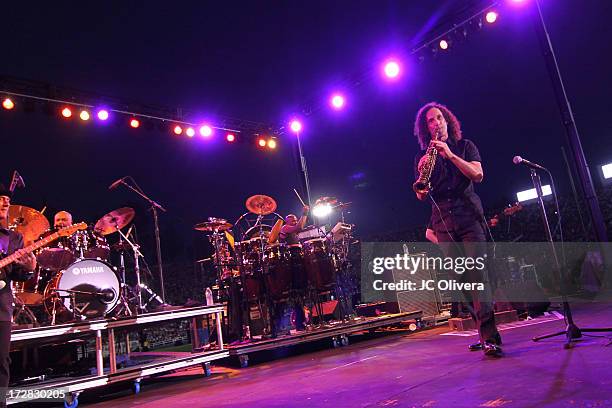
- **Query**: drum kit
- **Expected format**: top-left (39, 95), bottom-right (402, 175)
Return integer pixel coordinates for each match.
top-left (9, 205), bottom-right (161, 326)
top-left (196, 194), bottom-right (356, 340)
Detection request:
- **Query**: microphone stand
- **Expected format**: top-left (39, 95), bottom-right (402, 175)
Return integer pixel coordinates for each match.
top-left (115, 178), bottom-right (167, 304)
top-left (529, 168), bottom-right (611, 347)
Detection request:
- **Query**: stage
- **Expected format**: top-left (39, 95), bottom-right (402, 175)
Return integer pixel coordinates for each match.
top-left (40, 302), bottom-right (611, 408)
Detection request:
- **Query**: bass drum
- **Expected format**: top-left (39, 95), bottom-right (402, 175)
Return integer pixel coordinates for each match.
top-left (44, 259), bottom-right (120, 321)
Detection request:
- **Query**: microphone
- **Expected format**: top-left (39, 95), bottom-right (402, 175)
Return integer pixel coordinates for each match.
top-left (109, 177), bottom-right (127, 190)
top-left (512, 156), bottom-right (547, 171)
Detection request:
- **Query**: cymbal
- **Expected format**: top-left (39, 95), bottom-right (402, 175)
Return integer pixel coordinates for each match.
top-left (8, 205), bottom-right (50, 242)
top-left (315, 196), bottom-right (338, 206)
top-left (94, 207), bottom-right (135, 235)
top-left (194, 218), bottom-right (233, 232)
top-left (246, 195), bottom-right (277, 215)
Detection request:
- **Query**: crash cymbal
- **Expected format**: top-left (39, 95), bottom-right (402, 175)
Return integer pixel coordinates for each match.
top-left (94, 207), bottom-right (135, 235)
top-left (194, 218), bottom-right (233, 232)
top-left (245, 195), bottom-right (277, 215)
top-left (8, 205), bottom-right (50, 242)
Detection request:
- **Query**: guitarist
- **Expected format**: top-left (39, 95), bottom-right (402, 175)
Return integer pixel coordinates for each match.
top-left (0, 184), bottom-right (36, 399)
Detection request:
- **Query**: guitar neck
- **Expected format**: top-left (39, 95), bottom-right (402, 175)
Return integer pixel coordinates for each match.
top-left (0, 231), bottom-right (61, 269)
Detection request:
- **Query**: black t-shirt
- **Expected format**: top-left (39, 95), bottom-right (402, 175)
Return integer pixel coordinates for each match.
top-left (414, 138), bottom-right (484, 226)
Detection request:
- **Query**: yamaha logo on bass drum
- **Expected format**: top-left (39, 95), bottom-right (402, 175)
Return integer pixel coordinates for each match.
top-left (71, 266), bottom-right (105, 275)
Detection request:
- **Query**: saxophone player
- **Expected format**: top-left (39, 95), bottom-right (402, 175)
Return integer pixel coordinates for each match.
top-left (413, 102), bottom-right (502, 357)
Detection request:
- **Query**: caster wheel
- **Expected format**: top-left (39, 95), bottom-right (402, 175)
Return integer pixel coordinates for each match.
top-left (239, 355), bottom-right (249, 368)
top-left (132, 380), bottom-right (141, 394)
top-left (203, 362), bottom-right (212, 377)
top-left (340, 335), bottom-right (349, 346)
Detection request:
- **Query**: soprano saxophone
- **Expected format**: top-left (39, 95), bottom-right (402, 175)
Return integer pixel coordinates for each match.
top-left (413, 130), bottom-right (440, 195)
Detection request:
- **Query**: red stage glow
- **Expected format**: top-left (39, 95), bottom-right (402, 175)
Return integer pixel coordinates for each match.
top-left (186, 127), bottom-right (195, 137)
top-left (2, 98), bottom-right (14, 110)
top-left (130, 118), bottom-right (140, 128)
top-left (61, 107), bottom-right (73, 118)
top-left (226, 133), bottom-right (236, 142)
top-left (79, 110), bottom-right (90, 121)
top-left (486, 11), bottom-right (498, 24)
top-left (258, 138), bottom-right (267, 147)
top-left (174, 125), bottom-right (183, 135)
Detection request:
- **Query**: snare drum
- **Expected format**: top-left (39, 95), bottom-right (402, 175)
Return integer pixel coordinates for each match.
top-left (44, 259), bottom-right (121, 320)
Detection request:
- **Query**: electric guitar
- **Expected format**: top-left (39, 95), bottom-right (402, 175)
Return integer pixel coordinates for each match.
top-left (0, 222), bottom-right (87, 290)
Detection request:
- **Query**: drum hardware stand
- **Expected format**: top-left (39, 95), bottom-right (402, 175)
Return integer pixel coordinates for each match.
top-left (12, 296), bottom-right (39, 326)
top-left (116, 225), bottom-right (147, 313)
top-left (111, 177), bottom-right (167, 304)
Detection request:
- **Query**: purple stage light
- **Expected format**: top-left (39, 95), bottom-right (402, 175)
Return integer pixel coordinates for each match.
top-left (290, 120), bottom-right (302, 133)
top-left (439, 40), bottom-right (449, 50)
top-left (199, 125), bottom-right (213, 137)
top-left (383, 60), bottom-right (400, 79)
top-left (330, 94), bottom-right (345, 109)
top-left (486, 11), bottom-right (498, 24)
top-left (97, 109), bottom-right (109, 121)
top-left (186, 127), bottom-right (195, 137)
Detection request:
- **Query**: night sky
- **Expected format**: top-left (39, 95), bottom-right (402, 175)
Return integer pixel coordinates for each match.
top-left (2, 0), bottom-right (611, 264)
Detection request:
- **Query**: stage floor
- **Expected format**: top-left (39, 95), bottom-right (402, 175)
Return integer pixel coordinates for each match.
top-left (50, 303), bottom-right (612, 407)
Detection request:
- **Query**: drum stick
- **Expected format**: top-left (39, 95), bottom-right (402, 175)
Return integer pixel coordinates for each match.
top-left (40, 206), bottom-right (47, 214)
top-left (293, 189), bottom-right (306, 207)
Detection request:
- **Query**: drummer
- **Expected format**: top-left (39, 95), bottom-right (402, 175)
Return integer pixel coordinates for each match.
top-left (279, 205), bottom-right (309, 245)
top-left (53, 211), bottom-right (73, 229)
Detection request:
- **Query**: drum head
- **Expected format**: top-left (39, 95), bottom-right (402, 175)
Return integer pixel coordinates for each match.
top-left (46, 259), bottom-right (120, 319)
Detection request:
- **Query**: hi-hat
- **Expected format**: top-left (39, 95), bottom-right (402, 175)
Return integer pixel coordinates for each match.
top-left (8, 205), bottom-right (50, 242)
top-left (245, 195), bottom-right (277, 215)
top-left (194, 218), bottom-right (233, 232)
top-left (94, 207), bottom-right (135, 235)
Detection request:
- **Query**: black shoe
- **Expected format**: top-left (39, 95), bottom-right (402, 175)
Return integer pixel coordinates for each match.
top-left (483, 342), bottom-right (503, 357)
top-left (468, 342), bottom-right (483, 351)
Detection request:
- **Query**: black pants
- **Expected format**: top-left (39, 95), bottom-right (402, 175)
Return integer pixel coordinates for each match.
top-left (435, 219), bottom-right (500, 344)
top-left (0, 321), bottom-right (11, 406)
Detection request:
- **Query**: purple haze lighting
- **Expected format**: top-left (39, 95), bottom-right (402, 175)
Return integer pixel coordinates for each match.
top-left (330, 94), bottom-right (345, 109)
top-left (199, 125), bottom-right (213, 137)
top-left (290, 120), bottom-right (302, 133)
top-left (383, 60), bottom-right (400, 79)
top-left (97, 109), bottom-right (109, 120)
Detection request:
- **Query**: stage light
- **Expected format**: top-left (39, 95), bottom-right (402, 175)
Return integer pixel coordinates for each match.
top-left (79, 110), bottom-right (90, 121)
top-left (485, 11), bottom-right (498, 24)
top-left (290, 120), bottom-right (302, 133)
top-left (226, 133), bottom-right (236, 142)
top-left (383, 60), bottom-right (400, 79)
top-left (2, 98), bottom-right (14, 110)
top-left (257, 138), bottom-right (267, 147)
top-left (439, 40), bottom-right (449, 50)
top-left (61, 107), bottom-right (73, 118)
top-left (173, 125), bottom-right (183, 135)
top-left (312, 203), bottom-right (333, 218)
top-left (267, 139), bottom-right (277, 149)
top-left (97, 109), bottom-right (109, 121)
top-left (199, 125), bottom-right (213, 137)
top-left (516, 185), bottom-right (552, 203)
top-left (330, 94), bottom-right (345, 110)
top-left (186, 127), bottom-right (195, 137)
top-left (130, 118), bottom-right (140, 128)
top-left (602, 163), bottom-right (612, 180)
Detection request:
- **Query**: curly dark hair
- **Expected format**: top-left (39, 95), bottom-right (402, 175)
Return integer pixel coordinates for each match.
top-left (414, 102), bottom-right (462, 150)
